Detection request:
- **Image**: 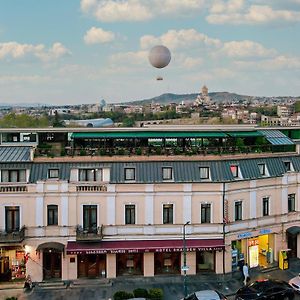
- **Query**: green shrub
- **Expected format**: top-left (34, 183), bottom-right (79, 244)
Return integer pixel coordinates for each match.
top-left (79, 149), bottom-right (86, 156)
top-left (133, 288), bottom-right (149, 298)
top-left (148, 288), bottom-right (163, 299)
top-left (113, 290), bottom-right (134, 300)
top-left (6, 297), bottom-right (18, 300)
top-left (135, 148), bottom-right (142, 155)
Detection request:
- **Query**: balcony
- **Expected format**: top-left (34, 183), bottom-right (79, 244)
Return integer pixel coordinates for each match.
top-left (76, 225), bottom-right (103, 241)
top-left (0, 226), bottom-right (25, 243)
top-left (0, 185), bottom-right (28, 193)
top-left (76, 185), bottom-right (107, 192)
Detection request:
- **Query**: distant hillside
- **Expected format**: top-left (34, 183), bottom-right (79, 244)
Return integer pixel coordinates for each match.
top-left (124, 92), bottom-right (254, 105)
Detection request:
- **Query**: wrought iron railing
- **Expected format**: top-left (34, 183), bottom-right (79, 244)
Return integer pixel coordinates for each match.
top-left (0, 226), bottom-right (25, 243)
top-left (76, 225), bottom-right (103, 241)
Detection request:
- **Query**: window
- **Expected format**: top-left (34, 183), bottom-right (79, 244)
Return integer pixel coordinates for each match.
top-left (230, 165), bottom-right (239, 178)
top-left (235, 201), bottom-right (242, 221)
top-left (284, 161), bottom-right (291, 172)
top-left (48, 169), bottom-right (59, 179)
top-left (1, 169), bottom-right (26, 182)
top-left (162, 167), bottom-right (173, 180)
top-left (83, 205), bottom-right (97, 232)
top-left (163, 204), bottom-right (173, 224)
top-left (262, 197), bottom-right (269, 216)
top-left (124, 168), bottom-right (135, 181)
top-left (47, 205), bottom-right (58, 225)
top-left (5, 206), bottom-right (20, 233)
top-left (258, 163), bottom-right (266, 176)
top-left (200, 167), bottom-right (210, 180)
top-left (79, 168), bottom-right (102, 181)
top-left (288, 193), bottom-right (296, 212)
top-left (125, 205), bottom-right (135, 224)
top-left (201, 203), bottom-right (211, 223)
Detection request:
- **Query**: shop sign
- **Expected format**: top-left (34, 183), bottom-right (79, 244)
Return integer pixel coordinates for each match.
top-left (237, 232), bottom-right (252, 239)
top-left (67, 246), bottom-right (224, 255)
top-left (248, 239), bottom-right (259, 247)
top-left (259, 229), bottom-right (271, 235)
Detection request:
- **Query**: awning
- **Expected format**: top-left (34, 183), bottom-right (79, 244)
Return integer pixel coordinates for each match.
top-left (66, 239), bottom-right (224, 255)
top-left (286, 226), bottom-right (300, 236)
top-left (260, 130), bottom-right (295, 145)
top-left (226, 131), bottom-right (263, 138)
top-left (71, 132), bottom-right (227, 139)
top-left (36, 242), bottom-right (65, 252)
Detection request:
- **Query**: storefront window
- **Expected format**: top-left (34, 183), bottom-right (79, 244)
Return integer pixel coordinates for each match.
top-left (196, 251), bottom-right (215, 273)
top-left (154, 252), bottom-right (180, 275)
top-left (116, 253), bottom-right (143, 276)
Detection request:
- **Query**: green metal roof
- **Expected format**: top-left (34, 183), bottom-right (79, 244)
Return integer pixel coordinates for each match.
top-left (226, 131), bottom-right (263, 138)
top-left (71, 131), bottom-right (228, 139)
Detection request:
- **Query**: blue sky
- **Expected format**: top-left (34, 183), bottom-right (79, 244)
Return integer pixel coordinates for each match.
top-left (0, 0), bottom-right (300, 105)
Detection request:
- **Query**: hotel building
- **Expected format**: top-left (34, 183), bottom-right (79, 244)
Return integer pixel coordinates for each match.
top-left (0, 125), bottom-right (300, 282)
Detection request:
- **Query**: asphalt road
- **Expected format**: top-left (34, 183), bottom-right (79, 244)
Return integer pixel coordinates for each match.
top-left (1, 261), bottom-right (300, 300)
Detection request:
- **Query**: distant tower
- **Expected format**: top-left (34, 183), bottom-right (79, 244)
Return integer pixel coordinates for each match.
top-left (202, 85), bottom-right (208, 97)
top-left (194, 85), bottom-right (210, 106)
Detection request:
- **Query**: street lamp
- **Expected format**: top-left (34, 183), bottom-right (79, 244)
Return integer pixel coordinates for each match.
top-left (183, 221), bottom-right (190, 298)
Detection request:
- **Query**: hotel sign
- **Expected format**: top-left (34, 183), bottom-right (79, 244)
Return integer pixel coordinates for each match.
top-left (67, 246), bottom-right (224, 255)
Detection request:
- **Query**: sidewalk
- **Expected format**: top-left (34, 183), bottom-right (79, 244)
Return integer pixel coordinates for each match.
top-left (1, 259), bottom-right (299, 300)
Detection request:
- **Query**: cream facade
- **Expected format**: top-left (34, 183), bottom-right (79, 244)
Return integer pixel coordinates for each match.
top-left (1, 158), bottom-right (300, 282)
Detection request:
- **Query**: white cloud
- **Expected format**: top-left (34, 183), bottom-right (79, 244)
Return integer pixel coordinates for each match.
top-left (181, 57), bottom-right (203, 69)
top-left (80, 0), bottom-right (97, 13)
top-left (80, 0), bottom-right (205, 22)
top-left (221, 40), bottom-right (277, 58)
top-left (109, 50), bottom-right (148, 66)
top-left (207, 3), bottom-right (300, 24)
top-left (210, 0), bottom-right (244, 14)
top-left (0, 42), bottom-right (71, 62)
top-left (89, 0), bottom-right (152, 22)
top-left (84, 27), bottom-right (115, 44)
top-left (0, 75), bottom-right (50, 84)
top-left (235, 55), bottom-right (300, 70)
top-left (140, 29), bottom-right (222, 50)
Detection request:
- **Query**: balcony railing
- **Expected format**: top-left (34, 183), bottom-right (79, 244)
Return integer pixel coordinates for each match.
top-left (0, 185), bottom-right (28, 193)
top-left (0, 226), bottom-right (25, 243)
top-left (76, 225), bottom-right (103, 241)
top-left (76, 185), bottom-right (107, 192)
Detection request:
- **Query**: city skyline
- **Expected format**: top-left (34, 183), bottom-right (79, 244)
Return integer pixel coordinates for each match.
top-left (0, 0), bottom-right (300, 105)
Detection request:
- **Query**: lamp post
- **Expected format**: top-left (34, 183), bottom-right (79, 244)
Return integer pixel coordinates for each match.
top-left (183, 221), bottom-right (190, 298)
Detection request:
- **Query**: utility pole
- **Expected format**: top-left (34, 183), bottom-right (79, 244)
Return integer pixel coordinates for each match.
top-left (183, 221), bottom-right (190, 298)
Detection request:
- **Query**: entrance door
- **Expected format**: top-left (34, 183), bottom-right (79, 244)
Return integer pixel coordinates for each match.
top-left (78, 254), bottom-right (106, 278)
top-left (43, 251), bottom-right (62, 280)
top-left (287, 233), bottom-right (297, 258)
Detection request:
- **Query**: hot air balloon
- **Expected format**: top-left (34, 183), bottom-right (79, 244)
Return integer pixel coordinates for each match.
top-left (149, 45), bottom-right (171, 68)
top-left (148, 45), bottom-right (171, 80)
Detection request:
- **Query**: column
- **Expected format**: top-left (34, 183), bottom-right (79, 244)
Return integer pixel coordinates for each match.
top-left (183, 184), bottom-right (192, 224)
top-left (106, 253), bottom-right (116, 278)
top-left (143, 252), bottom-right (154, 276)
top-left (249, 181), bottom-right (257, 219)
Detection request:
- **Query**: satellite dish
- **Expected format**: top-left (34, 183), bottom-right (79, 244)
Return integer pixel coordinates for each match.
top-left (148, 45), bottom-right (171, 69)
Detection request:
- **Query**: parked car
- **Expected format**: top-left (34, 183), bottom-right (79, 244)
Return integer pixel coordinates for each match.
top-left (289, 274), bottom-right (300, 293)
top-left (235, 279), bottom-right (295, 300)
top-left (182, 289), bottom-right (228, 300)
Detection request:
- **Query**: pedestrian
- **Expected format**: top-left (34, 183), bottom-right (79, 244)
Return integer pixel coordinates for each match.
top-left (24, 275), bottom-right (33, 291)
top-left (243, 263), bottom-right (249, 285)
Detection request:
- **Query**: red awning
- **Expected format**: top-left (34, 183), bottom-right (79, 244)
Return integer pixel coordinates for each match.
top-left (66, 239), bottom-right (224, 255)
